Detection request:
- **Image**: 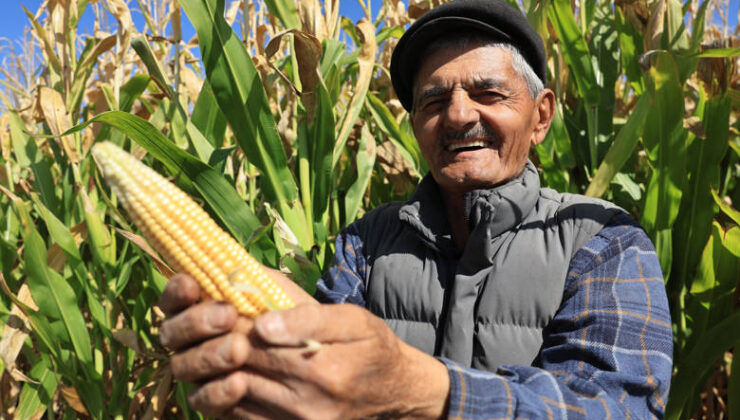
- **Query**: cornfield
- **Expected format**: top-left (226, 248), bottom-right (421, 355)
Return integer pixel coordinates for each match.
top-left (0, 0), bottom-right (737, 418)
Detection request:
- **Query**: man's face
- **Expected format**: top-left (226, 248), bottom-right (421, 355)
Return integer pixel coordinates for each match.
top-left (410, 44), bottom-right (552, 195)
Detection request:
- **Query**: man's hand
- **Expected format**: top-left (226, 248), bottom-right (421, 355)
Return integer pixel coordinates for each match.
top-left (159, 274), bottom-right (450, 420)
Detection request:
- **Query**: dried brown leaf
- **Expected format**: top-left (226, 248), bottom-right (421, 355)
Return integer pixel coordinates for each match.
top-left (644, 0), bottom-right (665, 51)
top-left (112, 328), bottom-right (143, 353)
top-left (114, 227), bottom-right (175, 278)
top-left (179, 64), bottom-right (203, 106)
top-left (335, 18), bottom-right (376, 153)
top-left (684, 116), bottom-right (706, 139)
top-left (0, 285), bottom-right (37, 373)
top-left (268, 30), bottom-right (322, 123)
top-left (37, 87), bottom-right (80, 163)
top-left (376, 141), bottom-right (417, 194)
top-left (60, 385), bottom-right (89, 415)
top-left (1, 111), bottom-right (11, 161)
top-left (106, 0), bottom-right (133, 34)
top-left (225, 0), bottom-right (242, 27)
top-left (9, 367), bottom-right (38, 383)
top-left (408, 0), bottom-right (431, 19)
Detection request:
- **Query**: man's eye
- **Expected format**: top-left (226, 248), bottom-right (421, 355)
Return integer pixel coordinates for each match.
top-left (476, 92), bottom-right (504, 102)
top-left (422, 99), bottom-right (445, 111)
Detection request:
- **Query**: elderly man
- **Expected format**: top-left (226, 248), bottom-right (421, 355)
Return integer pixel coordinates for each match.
top-left (159, 0), bottom-right (673, 418)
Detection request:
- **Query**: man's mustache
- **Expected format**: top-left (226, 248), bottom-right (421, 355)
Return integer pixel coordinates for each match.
top-left (441, 123), bottom-right (499, 143)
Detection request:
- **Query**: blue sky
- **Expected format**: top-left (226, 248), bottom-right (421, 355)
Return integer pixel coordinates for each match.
top-left (0, 1), bottom-right (737, 61)
top-left (0, 0), bottom-right (376, 46)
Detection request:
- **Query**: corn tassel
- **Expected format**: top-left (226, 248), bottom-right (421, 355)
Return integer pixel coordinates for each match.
top-left (91, 141), bottom-right (295, 318)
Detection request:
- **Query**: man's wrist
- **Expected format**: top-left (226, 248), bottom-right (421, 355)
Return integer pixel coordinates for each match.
top-left (388, 343), bottom-right (450, 419)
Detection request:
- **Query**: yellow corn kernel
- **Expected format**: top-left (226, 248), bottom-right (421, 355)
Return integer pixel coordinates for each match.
top-left (91, 141), bottom-right (295, 318)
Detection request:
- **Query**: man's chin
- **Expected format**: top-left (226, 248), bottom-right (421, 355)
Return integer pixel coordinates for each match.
top-left (433, 171), bottom-right (508, 194)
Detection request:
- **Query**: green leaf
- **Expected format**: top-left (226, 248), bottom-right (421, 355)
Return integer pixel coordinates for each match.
top-left (8, 111), bottom-right (59, 216)
top-left (666, 311), bottom-right (740, 419)
top-left (686, 222), bottom-right (739, 350)
top-left (15, 206), bottom-right (93, 366)
top-left (344, 125), bottom-right (376, 225)
top-left (376, 25), bottom-right (404, 45)
top-left (586, 93), bottom-right (650, 197)
top-left (131, 36), bottom-right (215, 161)
top-left (614, 6), bottom-right (644, 93)
top-left (547, 0), bottom-right (600, 106)
top-left (692, 48), bottom-right (740, 58)
top-left (191, 80), bottom-right (227, 148)
top-left (14, 357), bottom-right (58, 420)
top-left (366, 93), bottom-right (423, 174)
top-left (640, 52), bottom-right (686, 235)
top-left (262, 0), bottom-right (300, 29)
top-left (180, 0), bottom-right (308, 248)
top-left (309, 82), bottom-right (336, 227)
top-left (712, 189), bottom-right (740, 226)
top-left (672, 92), bottom-right (731, 293)
top-left (119, 74), bottom-right (151, 113)
top-left (68, 35), bottom-right (117, 114)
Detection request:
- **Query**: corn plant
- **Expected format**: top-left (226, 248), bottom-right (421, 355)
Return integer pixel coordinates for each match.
top-left (0, 0), bottom-right (738, 418)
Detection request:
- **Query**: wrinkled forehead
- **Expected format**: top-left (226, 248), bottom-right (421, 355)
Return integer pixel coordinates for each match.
top-left (412, 43), bottom-right (516, 102)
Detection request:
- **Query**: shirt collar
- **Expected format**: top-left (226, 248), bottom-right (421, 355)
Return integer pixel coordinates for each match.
top-left (399, 160), bottom-right (540, 256)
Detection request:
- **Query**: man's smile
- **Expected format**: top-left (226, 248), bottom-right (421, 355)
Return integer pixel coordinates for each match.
top-left (445, 140), bottom-right (491, 152)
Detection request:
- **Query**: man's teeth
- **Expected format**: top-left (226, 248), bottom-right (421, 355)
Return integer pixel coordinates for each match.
top-left (446, 141), bottom-right (488, 151)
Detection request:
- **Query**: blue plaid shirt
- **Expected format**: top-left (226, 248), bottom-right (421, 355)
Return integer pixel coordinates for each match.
top-left (316, 213), bottom-right (673, 419)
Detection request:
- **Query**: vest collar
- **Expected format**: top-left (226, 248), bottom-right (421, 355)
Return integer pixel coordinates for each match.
top-left (398, 160), bottom-right (540, 256)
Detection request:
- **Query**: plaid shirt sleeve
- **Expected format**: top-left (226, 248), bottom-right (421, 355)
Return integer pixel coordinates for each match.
top-left (442, 213), bottom-right (673, 419)
top-left (314, 223), bottom-right (367, 306)
top-left (316, 214), bottom-right (673, 419)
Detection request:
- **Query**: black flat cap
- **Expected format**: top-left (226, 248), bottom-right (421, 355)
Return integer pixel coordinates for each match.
top-left (391, 0), bottom-right (546, 111)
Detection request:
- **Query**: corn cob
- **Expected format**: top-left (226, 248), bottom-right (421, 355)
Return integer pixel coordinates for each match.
top-left (91, 141), bottom-right (295, 318)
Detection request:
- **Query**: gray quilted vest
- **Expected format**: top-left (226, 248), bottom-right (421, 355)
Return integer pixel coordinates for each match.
top-left (357, 161), bottom-right (623, 370)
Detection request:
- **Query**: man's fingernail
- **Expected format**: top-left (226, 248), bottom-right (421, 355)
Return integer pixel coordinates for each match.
top-left (209, 303), bottom-right (234, 330)
top-left (256, 311), bottom-right (285, 339)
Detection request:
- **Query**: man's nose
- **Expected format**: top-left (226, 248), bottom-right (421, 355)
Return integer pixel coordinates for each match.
top-left (443, 90), bottom-right (479, 130)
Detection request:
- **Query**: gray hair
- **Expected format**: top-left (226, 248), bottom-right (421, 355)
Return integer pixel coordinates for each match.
top-left (411, 34), bottom-right (544, 111)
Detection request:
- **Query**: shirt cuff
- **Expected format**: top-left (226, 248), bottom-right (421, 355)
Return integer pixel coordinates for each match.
top-left (438, 357), bottom-right (514, 419)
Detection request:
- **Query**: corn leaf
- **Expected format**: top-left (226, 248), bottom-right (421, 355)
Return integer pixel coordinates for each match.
top-left (712, 189), bottom-right (740, 226)
top-left (14, 357), bottom-right (58, 420)
top-left (19, 217), bottom-right (93, 365)
top-left (641, 52), bottom-right (686, 234)
top-left (262, 0), bottom-right (301, 29)
top-left (333, 19), bottom-right (377, 168)
top-left (366, 93), bottom-right (423, 174)
top-left (8, 110), bottom-right (59, 216)
top-left (68, 35), bottom-right (117, 114)
top-left (131, 36), bottom-right (214, 161)
top-left (614, 6), bottom-right (645, 94)
top-left (344, 125), bottom-right (376, 224)
top-left (586, 93), bottom-right (650, 197)
top-left (191, 80), bottom-right (227, 148)
top-left (547, 0), bottom-right (600, 106)
top-left (685, 222), bottom-right (739, 351)
top-left (180, 0), bottom-right (309, 248)
top-left (308, 82), bottom-right (336, 230)
top-left (666, 311), bottom-right (740, 419)
top-left (672, 92), bottom-right (731, 289)
top-left (692, 48), bottom-right (740, 58)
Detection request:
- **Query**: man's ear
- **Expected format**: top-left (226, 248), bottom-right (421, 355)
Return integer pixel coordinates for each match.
top-left (530, 89), bottom-right (555, 146)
